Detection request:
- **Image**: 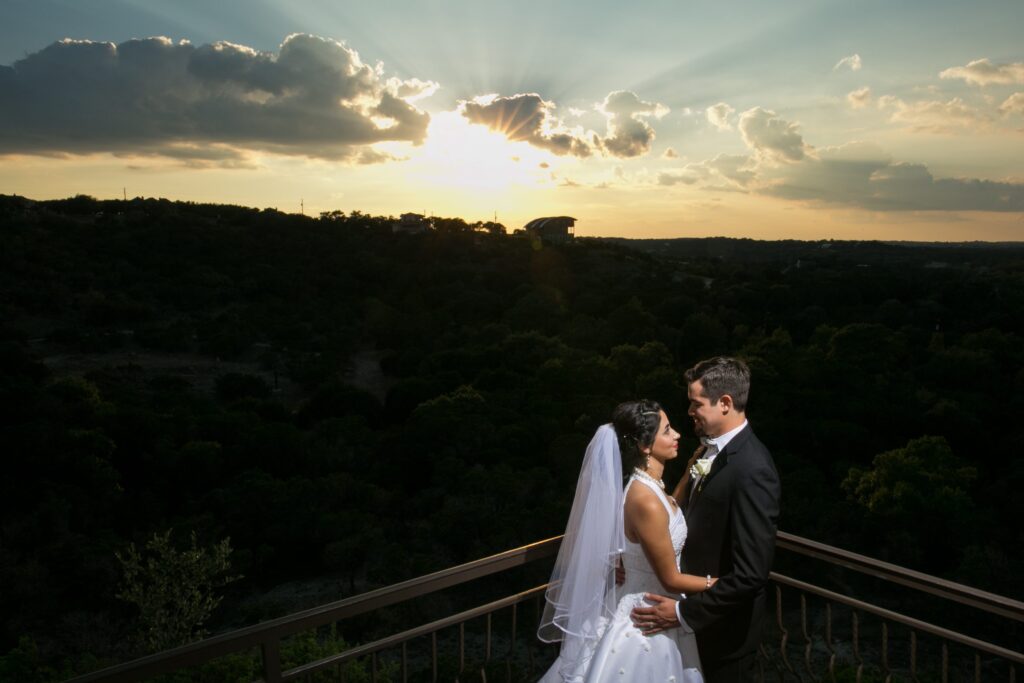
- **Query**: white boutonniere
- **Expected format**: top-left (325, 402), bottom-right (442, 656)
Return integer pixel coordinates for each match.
top-left (690, 458), bottom-right (714, 479)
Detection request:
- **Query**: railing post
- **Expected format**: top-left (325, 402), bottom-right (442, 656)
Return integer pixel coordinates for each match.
top-left (458, 621), bottom-right (466, 679)
top-left (910, 630), bottom-right (918, 682)
top-left (881, 621), bottom-right (891, 683)
top-left (825, 603), bottom-right (836, 681)
top-left (261, 639), bottom-right (282, 683)
top-left (432, 631), bottom-right (438, 683)
top-left (775, 584), bottom-right (796, 677)
top-left (800, 593), bottom-right (817, 681)
top-left (852, 612), bottom-right (863, 683)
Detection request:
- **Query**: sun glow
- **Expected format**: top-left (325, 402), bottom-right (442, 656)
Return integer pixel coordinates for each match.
top-left (408, 111), bottom-right (559, 190)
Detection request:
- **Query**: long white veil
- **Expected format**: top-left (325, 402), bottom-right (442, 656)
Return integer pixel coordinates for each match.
top-left (537, 423), bottom-right (625, 681)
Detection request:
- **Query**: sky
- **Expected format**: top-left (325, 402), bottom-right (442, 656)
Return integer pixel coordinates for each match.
top-left (1, 0), bottom-right (1023, 240)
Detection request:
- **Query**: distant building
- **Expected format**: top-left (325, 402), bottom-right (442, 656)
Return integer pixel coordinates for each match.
top-left (523, 216), bottom-right (576, 244)
top-left (393, 213), bottom-right (433, 235)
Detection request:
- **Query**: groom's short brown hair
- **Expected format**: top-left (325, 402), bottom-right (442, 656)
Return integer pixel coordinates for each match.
top-left (684, 356), bottom-right (751, 411)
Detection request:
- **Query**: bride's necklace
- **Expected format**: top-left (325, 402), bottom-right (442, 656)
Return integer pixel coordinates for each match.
top-left (632, 467), bottom-right (665, 491)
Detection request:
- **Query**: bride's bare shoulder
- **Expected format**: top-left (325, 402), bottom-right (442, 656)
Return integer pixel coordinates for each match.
top-left (624, 482), bottom-right (668, 520)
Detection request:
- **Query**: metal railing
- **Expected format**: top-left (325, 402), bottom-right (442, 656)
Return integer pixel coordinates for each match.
top-left (764, 533), bottom-right (1024, 682)
top-left (67, 532), bottom-right (1024, 683)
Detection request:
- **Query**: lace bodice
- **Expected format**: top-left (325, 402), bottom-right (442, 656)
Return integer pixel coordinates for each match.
top-left (618, 476), bottom-right (688, 597)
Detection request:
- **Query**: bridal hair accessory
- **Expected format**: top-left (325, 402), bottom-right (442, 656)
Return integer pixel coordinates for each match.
top-left (538, 424), bottom-right (625, 680)
top-left (632, 467), bottom-right (665, 491)
top-left (638, 399), bottom-right (658, 418)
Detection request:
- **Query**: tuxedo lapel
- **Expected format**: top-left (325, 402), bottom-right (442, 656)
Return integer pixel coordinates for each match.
top-left (687, 424), bottom-right (752, 512)
top-left (687, 451), bottom-right (724, 513)
top-left (691, 451), bottom-right (728, 503)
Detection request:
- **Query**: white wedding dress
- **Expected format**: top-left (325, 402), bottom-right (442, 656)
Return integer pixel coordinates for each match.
top-left (540, 475), bottom-right (703, 683)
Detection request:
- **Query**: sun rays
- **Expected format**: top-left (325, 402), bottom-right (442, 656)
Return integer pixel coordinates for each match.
top-left (405, 111), bottom-right (559, 191)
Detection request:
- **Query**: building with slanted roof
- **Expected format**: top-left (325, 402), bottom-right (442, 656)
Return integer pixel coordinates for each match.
top-left (392, 212), bottom-right (433, 235)
top-left (523, 216), bottom-right (576, 244)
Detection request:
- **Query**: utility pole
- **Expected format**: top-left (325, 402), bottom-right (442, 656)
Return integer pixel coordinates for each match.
top-left (123, 187), bottom-right (127, 201)
top-left (301, 198), bottom-right (304, 215)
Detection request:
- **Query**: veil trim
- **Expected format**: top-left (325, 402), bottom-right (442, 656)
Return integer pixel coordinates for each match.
top-left (537, 424), bottom-right (625, 680)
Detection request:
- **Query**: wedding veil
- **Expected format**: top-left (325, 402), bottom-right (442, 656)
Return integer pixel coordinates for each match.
top-left (537, 423), bottom-right (625, 680)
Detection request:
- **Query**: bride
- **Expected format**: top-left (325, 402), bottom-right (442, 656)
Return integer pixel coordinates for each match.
top-left (538, 400), bottom-right (713, 683)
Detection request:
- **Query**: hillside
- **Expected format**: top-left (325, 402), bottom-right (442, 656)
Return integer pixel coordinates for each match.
top-left (2, 194), bottom-right (1023, 676)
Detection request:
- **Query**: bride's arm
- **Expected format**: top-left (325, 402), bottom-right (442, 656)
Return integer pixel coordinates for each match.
top-left (625, 487), bottom-right (718, 595)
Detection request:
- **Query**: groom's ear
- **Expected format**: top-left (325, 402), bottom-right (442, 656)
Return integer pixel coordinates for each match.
top-left (718, 394), bottom-right (734, 414)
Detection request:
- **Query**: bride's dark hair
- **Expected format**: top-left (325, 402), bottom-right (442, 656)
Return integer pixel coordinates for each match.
top-left (612, 399), bottom-right (662, 473)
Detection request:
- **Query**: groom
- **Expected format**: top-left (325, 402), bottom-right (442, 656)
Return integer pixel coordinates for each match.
top-left (632, 356), bottom-right (781, 682)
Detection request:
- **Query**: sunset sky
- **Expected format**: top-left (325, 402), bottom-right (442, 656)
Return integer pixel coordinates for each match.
top-left (1, 0), bottom-right (1022, 240)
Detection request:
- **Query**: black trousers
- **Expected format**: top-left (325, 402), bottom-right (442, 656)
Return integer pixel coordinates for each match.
top-left (703, 651), bottom-right (758, 683)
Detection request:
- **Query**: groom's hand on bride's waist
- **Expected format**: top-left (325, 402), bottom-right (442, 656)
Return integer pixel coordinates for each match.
top-left (631, 594), bottom-right (680, 635)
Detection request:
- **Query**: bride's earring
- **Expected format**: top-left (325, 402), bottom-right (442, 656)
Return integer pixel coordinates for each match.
top-left (644, 450), bottom-right (651, 470)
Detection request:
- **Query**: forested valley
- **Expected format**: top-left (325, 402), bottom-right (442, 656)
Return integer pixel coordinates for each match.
top-left (1, 194), bottom-right (1022, 680)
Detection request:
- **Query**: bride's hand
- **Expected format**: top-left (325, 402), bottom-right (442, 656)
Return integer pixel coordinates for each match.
top-left (685, 444), bottom-right (706, 471)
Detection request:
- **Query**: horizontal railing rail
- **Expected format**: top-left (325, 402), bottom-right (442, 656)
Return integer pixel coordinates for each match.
top-left (282, 585), bottom-right (548, 681)
top-left (67, 537), bottom-right (562, 683)
top-left (775, 531), bottom-right (1024, 622)
top-left (66, 532), bottom-right (1023, 683)
top-left (770, 573), bottom-right (1024, 664)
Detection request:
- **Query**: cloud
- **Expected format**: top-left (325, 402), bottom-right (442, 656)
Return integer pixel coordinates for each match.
top-left (117, 143), bottom-right (258, 169)
top-left (878, 95), bottom-right (987, 133)
top-left (662, 147), bottom-right (679, 159)
top-left (386, 77), bottom-right (440, 102)
top-left (706, 102), bottom-right (735, 131)
top-left (1000, 92), bottom-right (1024, 116)
top-left (669, 114), bottom-right (1024, 212)
top-left (657, 170), bottom-right (699, 186)
top-left (658, 153), bottom-right (755, 189)
top-left (847, 86), bottom-right (872, 109)
top-left (701, 154), bottom-right (757, 187)
top-left (833, 54), bottom-right (863, 72)
top-left (940, 59), bottom-right (1024, 86)
top-left (760, 141), bottom-right (1024, 212)
top-left (461, 89), bottom-right (667, 159)
top-left (595, 90), bottom-right (668, 158)
top-left (738, 107), bottom-right (807, 162)
top-left (0, 34), bottom-right (433, 162)
top-left (460, 93), bottom-right (593, 157)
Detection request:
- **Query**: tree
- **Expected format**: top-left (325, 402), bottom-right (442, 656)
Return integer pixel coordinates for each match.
top-left (116, 530), bottom-right (240, 652)
top-left (842, 436), bottom-right (978, 567)
top-left (843, 436), bottom-right (975, 517)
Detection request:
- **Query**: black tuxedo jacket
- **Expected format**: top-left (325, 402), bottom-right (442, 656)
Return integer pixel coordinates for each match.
top-left (681, 423), bottom-right (781, 666)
